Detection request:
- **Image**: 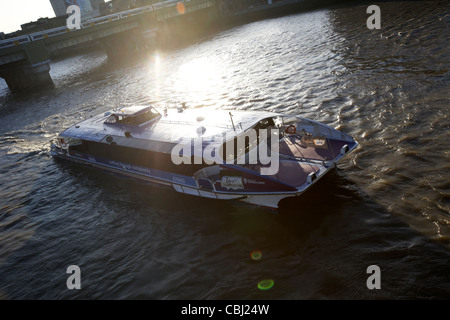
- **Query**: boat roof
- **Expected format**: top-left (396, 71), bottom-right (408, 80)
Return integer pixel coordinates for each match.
top-left (60, 105), bottom-right (281, 153)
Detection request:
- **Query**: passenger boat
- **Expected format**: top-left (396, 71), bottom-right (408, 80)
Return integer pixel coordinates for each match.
top-left (51, 105), bottom-right (358, 209)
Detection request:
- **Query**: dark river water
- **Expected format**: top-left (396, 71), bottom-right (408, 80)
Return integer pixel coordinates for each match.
top-left (0, 1), bottom-right (449, 299)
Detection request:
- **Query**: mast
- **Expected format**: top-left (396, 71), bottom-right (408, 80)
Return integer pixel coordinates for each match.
top-left (229, 112), bottom-right (236, 131)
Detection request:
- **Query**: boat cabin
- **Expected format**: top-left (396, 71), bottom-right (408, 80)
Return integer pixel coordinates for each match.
top-left (104, 106), bottom-right (161, 126)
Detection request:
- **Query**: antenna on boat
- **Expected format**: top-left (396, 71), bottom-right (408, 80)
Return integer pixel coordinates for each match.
top-left (229, 112), bottom-right (236, 131)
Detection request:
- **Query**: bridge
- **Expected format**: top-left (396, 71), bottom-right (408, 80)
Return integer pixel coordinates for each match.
top-left (0, 0), bottom-right (217, 93)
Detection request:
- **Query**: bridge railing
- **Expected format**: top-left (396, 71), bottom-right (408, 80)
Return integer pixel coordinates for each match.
top-left (119, 6), bottom-right (153, 19)
top-left (153, 0), bottom-right (179, 10)
top-left (0, 0), bottom-right (196, 49)
top-left (82, 13), bottom-right (121, 28)
top-left (29, 26), bottom-right (69, 41)
top-left (0, 34), bottom-right (31, 49)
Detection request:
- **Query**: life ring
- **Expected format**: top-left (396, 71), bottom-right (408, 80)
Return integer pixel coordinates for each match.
top-left (285, 124), bottom-right (296, 134)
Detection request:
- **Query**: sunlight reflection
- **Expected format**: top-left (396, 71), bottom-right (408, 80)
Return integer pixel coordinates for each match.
top-left (176, 57), bottom-right (220, 103)
top-left (149, 51), bottom-right (163, 101)
top-left (153, 52), bottom-right (161, 66)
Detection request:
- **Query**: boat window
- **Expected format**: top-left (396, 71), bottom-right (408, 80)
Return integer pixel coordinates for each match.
top-left (117, 109), bottom-right (161, 125)
top-left (254, 117), bottom-right (276, 131)
top-left (219, 134), bottom-right (258, 163)
top-left (280, 116), bottom-right (297, 123)
top-left (74, 140), bottom-right (206, 176)
top-left (65, 138), bottom-right (82, 146)
top-left (219, 118), bottom-right (279, 163)
top-left (105, 115), bottom-right (117, 124)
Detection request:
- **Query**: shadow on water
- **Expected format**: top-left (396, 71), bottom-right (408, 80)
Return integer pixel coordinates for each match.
top-left (276, 169), bottom-right (450, 299)
top-left (52, 157), bottom-right (237, 214)
top-left (49, 157), bottom-right (450, 299)
top-left (0, 148), bottom-right (448, 299)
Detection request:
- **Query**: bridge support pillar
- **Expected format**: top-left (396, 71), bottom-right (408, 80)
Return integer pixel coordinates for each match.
top-left (0, 40), bottom-right (53, 93)
top-left (0, 61), bottom-right (53, 93)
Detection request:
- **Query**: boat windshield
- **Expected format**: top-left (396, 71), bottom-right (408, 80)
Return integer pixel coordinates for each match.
top-left (105, 108), bottom-right (160, 125)
top-left (219, 117), bottom-right (279, 163)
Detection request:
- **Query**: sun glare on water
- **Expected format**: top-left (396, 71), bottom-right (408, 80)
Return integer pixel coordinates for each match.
top-left (175, 56), bottom-right (222, 105)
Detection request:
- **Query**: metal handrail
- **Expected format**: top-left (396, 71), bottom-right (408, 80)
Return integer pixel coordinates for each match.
top-left (0, 34), bottom-right (31, 48)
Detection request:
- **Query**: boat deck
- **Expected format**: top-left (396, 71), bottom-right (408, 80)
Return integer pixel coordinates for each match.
top-left (280, 135), bottom-right (355, 161)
